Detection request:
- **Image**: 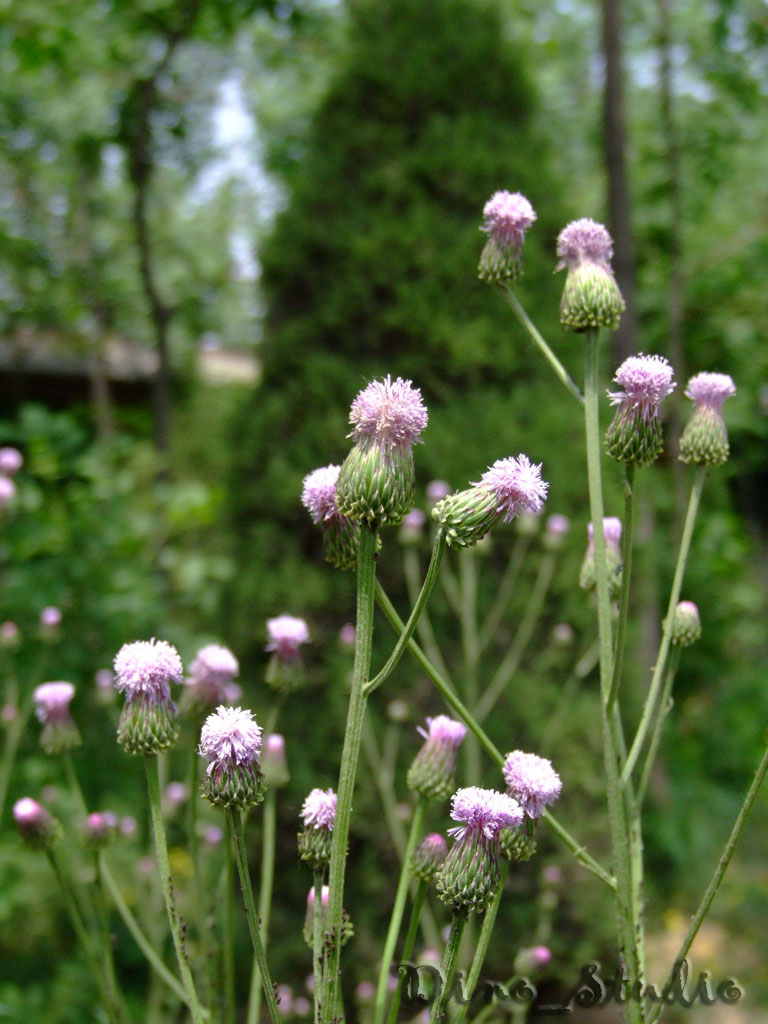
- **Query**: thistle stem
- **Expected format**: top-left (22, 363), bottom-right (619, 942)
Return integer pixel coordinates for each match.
top-left (312, 869), bottom-right (325, 1024)
top-left (646, 738), bottom-right (768, 1024)
top-left (373, 798), bottom-right (426, 1024)
top-left (622, 467), bottom-right (706, 784)
top-left (366, 529), bottom-right (446, 696)
top-left (375, 582), bottom-right (614, 890)
top-left (385, 879), bottom-right (429, 1024)
top-left (224, 828), bottom-right (236, 1024)
top-left (428, 909), bottom-right (468, 1024)
top-left (92, 853), bottom-right (128, 1023)
top-left (144, 754), bottom-right (206, 1024)
top-left (458, 550), bottom-right (481, 784)
top-left (404, 547), bottom-right (451, 682)
top-left (583, 328), bottom-right (641, 1017)
top-left (477, 535), bottom-right (530, 654)
top-left (100, 854), bottom-right (191, 1008)
top-left (322, 525), bottom-right (378, 1023)
top-left (453, 861), bottom-right (508, 1024)
top-left (227, 807), bottom-right (281, 1024)
top-left (247, 787), bottom-right (278, 1024)
top-left (636, 647), bottom-right (681, 807)
top-left (504, 289), bottom-right (584, 404)
top-left (47, 847), bottom-right (121, 1024)
top-left (606, 463), bottom-right (636, 711)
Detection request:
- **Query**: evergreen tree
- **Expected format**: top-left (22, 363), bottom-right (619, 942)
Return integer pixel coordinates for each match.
top-left (227, 0), bottom-right (575, 646)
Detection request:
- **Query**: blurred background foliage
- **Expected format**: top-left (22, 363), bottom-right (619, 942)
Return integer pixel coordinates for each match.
top-left (1, 0), bottom-right (767, 1019)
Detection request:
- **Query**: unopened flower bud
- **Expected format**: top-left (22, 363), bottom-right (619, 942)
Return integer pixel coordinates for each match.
top-left (478, 191), bottom-right (537, 285)
top-left (336, 376), bottom-right (428, 527)
top-left (14, 797), bottom-right (61, 849)
top-left (579, 518), bottom-right (623, 598)
top-left (266, 615), bottom-right (310, 691)
top-left (82, 811), bottom-right (118, 851)
top-left (199, 706), bottom-right (265, 809)
top-left (410, 833), bottom-right (448, 881)
top-left (407, 716), bottom-right (467, 801)
top-left (515, 946), bottom-right (552, 974)
top-left (679, 373), bottom-right (736, 466)
top-left (671, 600), bottom-right (701, 647)
top-left (303, 885), bottom-right (353, 948)
top-left (262, 733), bottom-right (289, 788)
top-left (556, 219), bottom-right (625, 332)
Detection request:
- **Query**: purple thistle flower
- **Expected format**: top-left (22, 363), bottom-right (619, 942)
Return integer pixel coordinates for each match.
top-left (39, 606), bottom-right (62, 629)
top-left (672, 600), bottom-right (702, 647)
top-left (587, 517), bottom-right (622, 549)
top-left (301, 788), bottom-right (337, 831)
top-left (0, 447), bottom-right (23, 475)
top-left (426, 480), bottom-right (451, 504)
top-left (503, 751), bottom-right (562, 819)
top-left (348, 376), bottom-right (428, 450)
top-left (447, 787), bottom-right (523, 841)
top-left (164, 781), bottom-right (189, 809)
top-left (556, 219), bottom-right (625, 331)
top-left (204, 825), bottom-right (224, 845)
top-left (13, 797), bottom-right (60, 848)
top-left (479, 455), bottom-right (549, 521)
top-left (685, 372), bottom-right (736, 411)
top-left (199, 706), bottom-right (262, 776)
top-left (263, 733), bottom-right (289, 788)
top-left (481, 191), bottom-right (536, 249)
top-left (114, 639), bottom-right (183, 704)
top-left (408, 716), bottom-right (467, 800)
top-left (83, 811), bottom-right (119, 850)
top-left (608, 354), bottom-right (675, 420)
top-left (266, 615), bottom-right (310, 662)
top-left (187, 643), bottom-right (241, 706)
top-left (33, 682), bottom-right (75, 724)
top-left (546, 514), bottom-right (570, 538)
top-left (411, 832), bottom-right (448, 880)
top-left (301, 464), bottom-right (342, 524)
top-left (556, 218), bottom-right (614, 270)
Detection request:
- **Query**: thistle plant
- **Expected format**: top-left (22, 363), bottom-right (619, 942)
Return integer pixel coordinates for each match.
top-left (6, 187), bottom-right (764, 1024)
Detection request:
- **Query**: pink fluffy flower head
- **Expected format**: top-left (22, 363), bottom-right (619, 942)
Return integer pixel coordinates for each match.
top-left (480, 455), bottom-right (549, 521)
top-left (39, 606), bottom-right (61, 629)
top-left (481, 191), bottom-right (536, 249)
top-left (448, 787), bottom-right (523, 841)
top-left (301, 788), bottom-right (337, 831)
top-left (199, 705), bottom-right (262, 776)
top-left (13, 797), bottom-right (60, 848)
top-left (301, 464), bottom-right (342, 524)
top-left (503, 750), bottom-right (562, 819)
top-left (187, 644), bottom-right (240, 705)
top-left (609, 354), bottom-right (676, 421)
top-left (416, 715), bottom-right (467, 748)
top-left (349, 376), bottom-right (428, 450)
top-left (556, 218), bottom-right (614, 270)
top-left (0, 447), bottom-right (23, 475)
top-left (685, 372), bottom-right (736, 411)
top-left (114, 639), bottom-right (183, 704)
top-left (408, 715), bottom-right (467, 800)
top-left (587, 516), bottom-right (622, 549)
top-left (33, 682), bottom-right (75, 724)
top-left (266, 615), bottom-right (310, 662)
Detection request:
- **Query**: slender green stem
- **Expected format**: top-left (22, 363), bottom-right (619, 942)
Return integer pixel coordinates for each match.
top-left (385, 879), bottom-right (429, 1024)
top-left (454, 861), bottom-right (508, 1024)
top-left (93, 854), bottom-right (128, 1023)
top-left (646, 739), bottom-right (768, 1024)
top-left (312, 869), bottom-right (325, 1024)
top-left (373, 799), bottom-right (426, 1024)
top-left (366, 530), bottom-right (446, 696)
top-left (47, 847), bottom-right (120, 1024)
top-left (583, 329), bottom-right (640, 1016)
top-left (428, 909), bottom-right (468, 1024)
top-left (458, 550), bottom-right (481, 784)
top-left (375, 582), bottom-right (615, 890)
top-left (475, 551), bottom-right (557, 723)
top-left (144, 754), bottom-right (206, 1024)
top-left (404, 547), bottom-right (451, 683)
top-left (228, 808), bottom-right (281, 1024)
top-left (63, 751), bottom-right (89, 820)
top-left (503, 289), bottom-right (584, 404)
top-left (636, 647), bottom-right (681, 806)
top-left (247, 787), bottom-right (278, 1024)
top-left (100, 854), bottom-right (191, 1007)
top-left (607, 464), bottom-right (636, 710)
top-left (540, 641), bottom-right (599, 755)
top-left (0, 693), bottom-right (33, 825)
top-left (622, 467), bottom-right (707, 784)
top-left (477, 536), bottom-right (530, 655)
top-left (223, 828), bottom-right (236, 1024)
top-left (322, 525), bottom-right (378, 1024)
top-left (362, 720), bottom-right (407, 858)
